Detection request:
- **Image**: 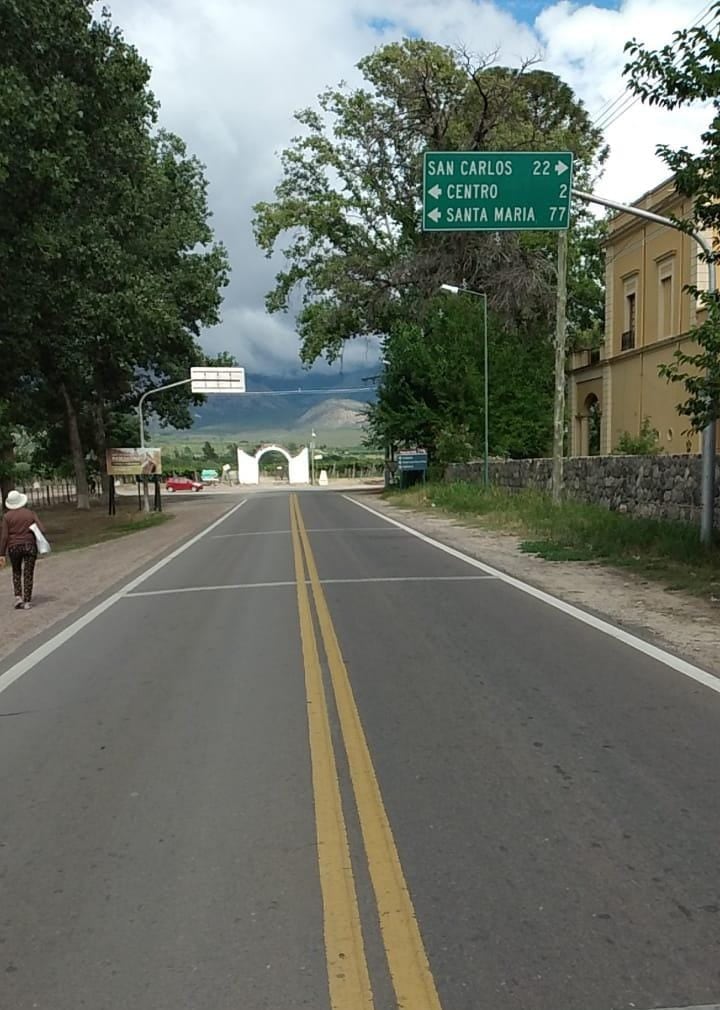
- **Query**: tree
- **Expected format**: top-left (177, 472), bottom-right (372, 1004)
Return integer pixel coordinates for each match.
top-left (254, 39), bottom-right (606, 366)
top-left (366, 296), bottom-right (553, 463)
top-left (567, 215), bottom-right (607, 352)
top-left (0, 2), bottom-right (229, 507)
top-left (624, 10), bottom-right (720, 432)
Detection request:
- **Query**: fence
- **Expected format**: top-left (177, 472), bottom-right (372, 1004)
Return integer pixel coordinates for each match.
top-left (14, 480), bottom-right (104, 509)
top-left (446, 454), bottom-right (720, 525)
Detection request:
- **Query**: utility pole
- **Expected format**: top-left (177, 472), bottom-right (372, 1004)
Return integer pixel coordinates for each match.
top-left (552, 229), bottom-right (569, 504)
top-left (573, 189), bottom-right (717, 545)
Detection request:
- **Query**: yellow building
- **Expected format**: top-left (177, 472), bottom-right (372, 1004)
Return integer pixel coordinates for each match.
top-left (569, 177), bottom-right (715, 457)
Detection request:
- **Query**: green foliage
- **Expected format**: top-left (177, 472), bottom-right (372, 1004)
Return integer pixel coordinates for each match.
top-left (657, 293), bottom-right (720, 432)
top-left (624, 10), bottom-right (720, 430)
top-left (614, 417), bottom-right (662, 455)
top-left (254, 39), bottom-right (607, 366)
top-left (0, 1), bottom-right (230, 502)
top-left (366, 296), bottom-right (553, 462)
top-left (567, 216), bottom-right (607, 352)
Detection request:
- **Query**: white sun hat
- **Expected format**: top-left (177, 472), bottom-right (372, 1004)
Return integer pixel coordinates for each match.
top-left (5, 490), bottom-right (28, 510)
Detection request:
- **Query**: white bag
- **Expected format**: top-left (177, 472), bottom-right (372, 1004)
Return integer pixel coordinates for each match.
top-left (30, 522), bottom-right (51, 556)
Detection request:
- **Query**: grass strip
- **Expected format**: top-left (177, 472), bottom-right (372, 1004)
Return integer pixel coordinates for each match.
top-left (385, 482), bottom-right (720, 599)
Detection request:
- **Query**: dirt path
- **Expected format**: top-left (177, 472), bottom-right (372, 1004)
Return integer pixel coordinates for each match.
top-left (355, 495), bottom-right (720, 677)
top-left (0, 498), bottom-right (234, 664)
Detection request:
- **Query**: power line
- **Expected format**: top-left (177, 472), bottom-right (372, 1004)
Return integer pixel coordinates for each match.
top-left (592, 1), bottom-right (717, 132)
top-left (593, 87), bottom-right (638, 127)
top-left (595, 92), bottom-right (642, 132)
top-left (592, 0), bottom-right (714, 126)
top-left (243, 386), bottom-right (372, 396)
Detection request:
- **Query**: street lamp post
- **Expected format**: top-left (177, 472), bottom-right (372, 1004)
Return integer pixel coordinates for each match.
top-left (138, 378), bottom-right (193, 451)
top-left (440, 284), bottom-right (489, 487)
top-left (137, 378), bottom-right (192, 512)
top-left (310, 429), bottom-right (316, 486)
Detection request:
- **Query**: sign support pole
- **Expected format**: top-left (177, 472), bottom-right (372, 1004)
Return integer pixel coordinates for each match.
top-left (483, 292), bottom-right (489, 489)
top-left (552, 229), bottom-right (569, 504)
top-left (134, 368), bottom-right (245, 513)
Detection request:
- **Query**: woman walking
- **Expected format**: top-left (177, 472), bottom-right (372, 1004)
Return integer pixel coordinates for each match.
top-left (0, 490), bottom-right (45, 610)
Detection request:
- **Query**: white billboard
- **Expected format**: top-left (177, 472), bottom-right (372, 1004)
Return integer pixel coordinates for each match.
top-left (190, 367), bottom-right (246, 393)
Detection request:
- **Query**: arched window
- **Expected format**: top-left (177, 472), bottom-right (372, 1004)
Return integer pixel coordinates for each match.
top-left (585, 394), bottom-right (601, 456)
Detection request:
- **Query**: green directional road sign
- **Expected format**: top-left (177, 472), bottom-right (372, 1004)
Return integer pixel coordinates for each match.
top-left (422, 151), bottom-right (573, 232)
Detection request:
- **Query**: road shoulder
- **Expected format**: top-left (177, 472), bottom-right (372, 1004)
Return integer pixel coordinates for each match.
top-left (0, 498), bottom-right (236, 664)
top-left (349, 493), bottom-right (720, 678)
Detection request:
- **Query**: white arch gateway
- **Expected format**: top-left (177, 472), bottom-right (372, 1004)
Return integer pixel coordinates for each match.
top-left (237, 444), bottom-right (310, 485)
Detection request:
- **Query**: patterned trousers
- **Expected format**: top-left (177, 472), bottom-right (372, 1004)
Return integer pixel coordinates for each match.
top-left (8, 544), bottom-right (37, 604)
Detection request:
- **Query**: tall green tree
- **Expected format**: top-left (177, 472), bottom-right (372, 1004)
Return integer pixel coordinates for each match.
top-left (0, 1), bottom-right (229, 507)
top-left (366, 297), bottom-right (553, 463)
top-left (624, 9), bottom-right (720, 432)
top-left (254, 39), bottom-right (607, 366)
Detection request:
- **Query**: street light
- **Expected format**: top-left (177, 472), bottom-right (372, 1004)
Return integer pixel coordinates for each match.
top-left (138, 378), bottom-right (192, 451)
top-left (137, 378), bottom-right (192, 513)
top-left (440, 284), bottom-right (489, 488)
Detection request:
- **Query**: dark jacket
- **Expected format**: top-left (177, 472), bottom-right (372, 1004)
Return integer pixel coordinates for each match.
top-left (0, 507), bottom-right (44, 556)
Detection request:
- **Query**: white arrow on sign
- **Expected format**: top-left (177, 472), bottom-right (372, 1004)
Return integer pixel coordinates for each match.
top-left (428, 208), bottom-right (442, 223)
top-left (554, 161), bottom-right (569, 176)
top-left (428, 184), bottom-right (442, 199)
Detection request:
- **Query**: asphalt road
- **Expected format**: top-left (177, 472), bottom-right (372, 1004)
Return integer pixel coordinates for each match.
top-left (1, 490), bottom-right (719, 1010)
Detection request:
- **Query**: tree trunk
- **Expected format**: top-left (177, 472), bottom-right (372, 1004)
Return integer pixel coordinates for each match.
top-left (61, 384), bottom-right (90, 510)
top-left (0, 431), bottom-right (15, 509)
top-left (92, 397), bottom-right (110, 497)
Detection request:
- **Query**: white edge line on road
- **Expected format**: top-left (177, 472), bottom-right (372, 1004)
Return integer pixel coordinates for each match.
top-left (0, 500), bottom-right (248, 699)
top-left (123, 574), bottom-right (497, 598)
top-left (345, 495), bottom-right (720, 697)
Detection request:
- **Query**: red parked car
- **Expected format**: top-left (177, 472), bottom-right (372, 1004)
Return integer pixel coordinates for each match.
top-left (165, 476), bottom-right (203, 493)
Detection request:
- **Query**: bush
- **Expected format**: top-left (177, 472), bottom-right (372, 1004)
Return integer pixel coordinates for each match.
top-left (614, 417), bottom-right (662, 455)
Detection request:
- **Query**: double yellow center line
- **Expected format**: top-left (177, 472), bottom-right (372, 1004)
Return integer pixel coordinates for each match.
top-left (290, 495), bottom-right (443, 1010)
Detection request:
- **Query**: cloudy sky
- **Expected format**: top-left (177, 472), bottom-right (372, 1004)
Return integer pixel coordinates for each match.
top-left (97, 0), bottom-right (712, 377)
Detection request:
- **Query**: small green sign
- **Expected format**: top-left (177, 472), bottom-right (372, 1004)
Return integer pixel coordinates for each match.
top-left (422, 151), bottom-right (573, 232)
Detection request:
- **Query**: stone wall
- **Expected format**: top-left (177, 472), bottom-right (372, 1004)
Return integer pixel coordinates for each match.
top-left (446, 454), bottom-right (720, 524)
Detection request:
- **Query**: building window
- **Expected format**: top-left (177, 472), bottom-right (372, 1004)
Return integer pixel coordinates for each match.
top-left (588, 396), bottom-right (601, 456)
top-left (695, 231), bottom-right (713, 298)
top-left (622, 288), bottom-right (636, 351)
top-left (657, 257), bottom-right (675, 339)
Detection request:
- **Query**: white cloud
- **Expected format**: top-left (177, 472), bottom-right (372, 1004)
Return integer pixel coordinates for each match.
top-left (100, 0), bottom-right (711, 372)
top-left (537, 0), bottom-right (710, 202)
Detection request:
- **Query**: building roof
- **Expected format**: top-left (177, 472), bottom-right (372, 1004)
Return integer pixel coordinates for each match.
top-left (602, 175), bottom-right (687, 245)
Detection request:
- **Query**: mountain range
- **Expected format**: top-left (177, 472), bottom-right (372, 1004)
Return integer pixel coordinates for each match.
top-left (178, 369), bottom-right (377, 435)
